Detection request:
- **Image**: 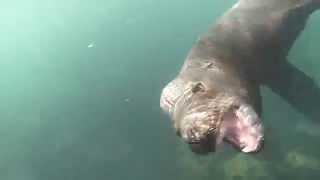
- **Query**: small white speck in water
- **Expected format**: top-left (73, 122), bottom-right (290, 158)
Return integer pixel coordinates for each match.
top-left (88, 42), bottom-right (95, 48)
top-left (125, 98), bottom-right (130, 102)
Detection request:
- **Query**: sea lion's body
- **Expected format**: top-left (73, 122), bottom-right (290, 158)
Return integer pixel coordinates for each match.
top-left (160, 0), bottom-right (319, 154)
top-left (184, 0), bottom-right (314, 79)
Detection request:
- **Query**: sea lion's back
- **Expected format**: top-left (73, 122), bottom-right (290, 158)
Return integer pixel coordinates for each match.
top-left (185, 0), bottom-right (314, 81)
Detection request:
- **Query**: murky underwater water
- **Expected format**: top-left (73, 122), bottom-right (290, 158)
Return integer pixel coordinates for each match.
top-left (1, 0), bottom-right (320, 179)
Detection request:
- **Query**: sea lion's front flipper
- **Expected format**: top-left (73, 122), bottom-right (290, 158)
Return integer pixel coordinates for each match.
top-left (264, 61), bottom-right (320, 122)
top-left (247, 82), bottom-right (262, 117)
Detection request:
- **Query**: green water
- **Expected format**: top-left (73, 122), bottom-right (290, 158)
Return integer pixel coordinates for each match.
top-left (1, 0), bottom-right (320, 179)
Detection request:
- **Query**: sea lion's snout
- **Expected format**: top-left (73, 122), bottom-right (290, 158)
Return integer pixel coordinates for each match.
top-left (175, 85), bottom-right (265, 154)
top-left (180, 112), bottom-right (217, 153)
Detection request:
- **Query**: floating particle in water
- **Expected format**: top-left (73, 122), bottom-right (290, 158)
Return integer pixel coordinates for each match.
top-left (124, 98), bottom-right (130, 102)
top-left (88, 42), bottom-right (95, 48)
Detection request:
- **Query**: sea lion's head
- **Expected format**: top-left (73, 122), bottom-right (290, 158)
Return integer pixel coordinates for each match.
top-left (173, 81), bottom-right (264, 154)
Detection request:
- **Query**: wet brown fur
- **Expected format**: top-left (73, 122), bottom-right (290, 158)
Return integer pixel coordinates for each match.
top-left (160, 0), bottom-right (319, 153)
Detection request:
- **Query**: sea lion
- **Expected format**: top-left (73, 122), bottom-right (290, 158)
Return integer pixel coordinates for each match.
top-left (160, 0), bottom-right (320, 154)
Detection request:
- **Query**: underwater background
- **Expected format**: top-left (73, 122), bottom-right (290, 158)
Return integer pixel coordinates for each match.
top-left (1, 0), bottom-right (320, 179)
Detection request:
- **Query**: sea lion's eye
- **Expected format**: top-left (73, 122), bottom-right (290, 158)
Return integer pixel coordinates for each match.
top-left (191, 82), bottom-right (206, 93)
top-left (231, 105), bottom-right (240, 110)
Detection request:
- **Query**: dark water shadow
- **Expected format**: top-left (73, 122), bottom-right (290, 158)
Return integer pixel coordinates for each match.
top-left (264, 60), bottom-right (320, 122)
top-left (255, 60), bottom-right (320, 178)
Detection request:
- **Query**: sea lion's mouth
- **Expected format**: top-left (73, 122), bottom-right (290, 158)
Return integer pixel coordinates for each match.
top-left (218, 105), bottom-right (264, 153)
top-left (180, 103), bottom-right (264, 154)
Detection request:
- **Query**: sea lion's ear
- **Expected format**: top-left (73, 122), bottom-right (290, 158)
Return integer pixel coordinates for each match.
top-left (191, 82), bottom-right (206, 93)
